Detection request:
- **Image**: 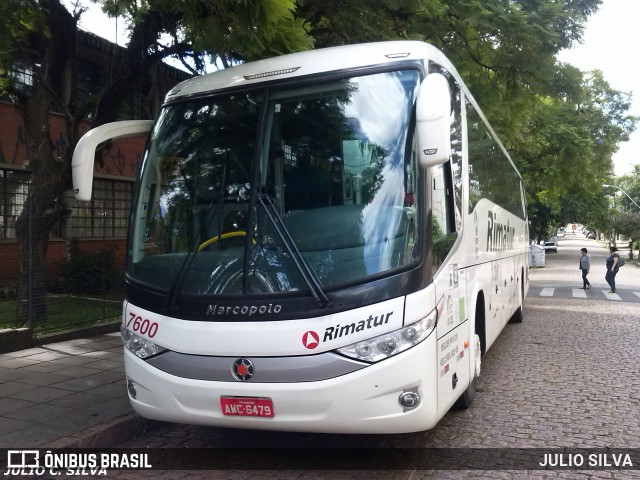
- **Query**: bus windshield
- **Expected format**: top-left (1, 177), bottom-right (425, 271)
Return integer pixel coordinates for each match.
top-left (127, 69), bottom-right (421, 297)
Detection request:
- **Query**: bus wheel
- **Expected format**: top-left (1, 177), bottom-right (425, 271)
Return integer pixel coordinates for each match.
top-left (510, 306), bottom-right (523, 323)
top-left (455, 334), bottom-right (481, 409)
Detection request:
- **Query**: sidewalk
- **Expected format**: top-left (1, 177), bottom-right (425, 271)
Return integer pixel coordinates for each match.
top-left (0, 332), bottom-right (155, 448)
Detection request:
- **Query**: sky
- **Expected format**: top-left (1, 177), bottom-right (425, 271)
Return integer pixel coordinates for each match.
top-left (71, 2), bottom-right (128, 46)
top-left (71, 0), bottom-right (639, 177)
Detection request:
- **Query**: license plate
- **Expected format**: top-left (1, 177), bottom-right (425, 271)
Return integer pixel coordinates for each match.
top-left (220, 396), bottom-right (274, 417)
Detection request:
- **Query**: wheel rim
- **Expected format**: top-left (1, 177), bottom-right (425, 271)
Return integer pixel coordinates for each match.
top-left (474, 333), bottom-right (482, 379)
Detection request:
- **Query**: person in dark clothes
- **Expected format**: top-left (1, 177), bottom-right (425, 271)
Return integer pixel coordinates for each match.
top-left (605, 246), bottom-right (620, 293)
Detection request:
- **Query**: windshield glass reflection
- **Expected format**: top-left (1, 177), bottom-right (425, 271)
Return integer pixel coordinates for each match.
top-left (128, 70), bottom-right (421, 296)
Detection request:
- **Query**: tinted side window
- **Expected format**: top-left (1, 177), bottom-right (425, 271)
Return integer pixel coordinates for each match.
top-left (466, 99), bottom-right (524, 218)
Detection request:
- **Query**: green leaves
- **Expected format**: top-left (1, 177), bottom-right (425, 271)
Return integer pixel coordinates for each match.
top-left (0, 0), bottom-right (43, 76)
top-left (3, 0), bottom-right (637, 244)
top-left (97, 0), bottom-right (313, 70)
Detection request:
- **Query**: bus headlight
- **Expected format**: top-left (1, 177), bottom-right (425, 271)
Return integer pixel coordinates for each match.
top-left (121, 325), bottom-right (167, 359)
top-left (336, 304), bottom-right (439, 363)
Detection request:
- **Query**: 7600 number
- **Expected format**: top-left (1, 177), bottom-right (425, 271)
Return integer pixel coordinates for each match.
top-left (125, 312), bottom-right (158, 338)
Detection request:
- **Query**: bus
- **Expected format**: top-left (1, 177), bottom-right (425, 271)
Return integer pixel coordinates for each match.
top-left (72, 41), bottom-right (529, 434)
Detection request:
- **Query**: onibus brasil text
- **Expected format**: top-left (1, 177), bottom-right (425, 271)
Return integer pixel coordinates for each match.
top-left (4, 451), bottom-right (151, 476)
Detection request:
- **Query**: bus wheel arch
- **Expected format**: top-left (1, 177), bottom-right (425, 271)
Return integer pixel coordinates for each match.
top-left (474, 291), bottom-right (487, 356)
top-left (455, 291), bottom-right (485, 409)
top-left (509, 267), bottom-right (525, 324)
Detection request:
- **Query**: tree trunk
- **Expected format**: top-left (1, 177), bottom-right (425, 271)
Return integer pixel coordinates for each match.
top-left (13, 0), bottom-right (78, 327)
top-left (15, 198), bottom-right (51, 326)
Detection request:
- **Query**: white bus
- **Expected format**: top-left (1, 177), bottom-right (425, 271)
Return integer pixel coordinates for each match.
top-left (72, 41), bottom-right (529, 434)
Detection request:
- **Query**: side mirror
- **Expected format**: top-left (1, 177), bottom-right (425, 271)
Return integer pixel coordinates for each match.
top-left (416, 73), bottom-right (451, 168)
top-left (72, 120), bottom-right (154, 201)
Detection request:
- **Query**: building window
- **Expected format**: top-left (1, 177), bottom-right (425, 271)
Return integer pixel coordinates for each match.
top-left (0, 170), bottom-right (30, 240)
top-left (64, 179), bottom-right (134, 239)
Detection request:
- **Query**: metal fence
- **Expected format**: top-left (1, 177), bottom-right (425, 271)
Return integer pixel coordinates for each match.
top-left (0, 170), bottom-right (133, 339)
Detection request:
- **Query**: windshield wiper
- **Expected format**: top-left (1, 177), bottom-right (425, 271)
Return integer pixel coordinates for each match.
top-left (257, 192), bottom-right (332, 308)
top-left (164, 151), bottom-right (232, 311)
top-left (163, 199), bottom-right (223, 311)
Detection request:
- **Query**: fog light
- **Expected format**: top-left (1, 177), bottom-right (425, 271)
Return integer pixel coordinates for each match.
top-left (127, 378), bottom-right (137, 399)
top-left (398, 391), bottom-right (420, 410)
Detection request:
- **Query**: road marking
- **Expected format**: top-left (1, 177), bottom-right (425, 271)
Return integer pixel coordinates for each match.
top-left (602, 290), bottom-right (621, 301)
top-left (530, 288), bottom-right (640, 303)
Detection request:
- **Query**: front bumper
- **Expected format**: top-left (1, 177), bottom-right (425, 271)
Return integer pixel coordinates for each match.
top-left (124, 337), bottom-right (439, 434)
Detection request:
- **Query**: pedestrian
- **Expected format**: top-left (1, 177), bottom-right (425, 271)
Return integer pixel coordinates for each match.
top-left (605, 246), bottom-right (620, 293)
top-left (579, 248), bottom-right (591, 289)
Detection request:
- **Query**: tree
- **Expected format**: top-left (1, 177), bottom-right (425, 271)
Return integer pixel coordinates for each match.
top-left (515, 69), bottom-right (636, 237)
top-left (0, 0), bottom-right (312, 325)
top-left (294, 0), bottom-right (636, 237)
top-left (616, 165), bottom-right (640, 212)
top-left (297, 0), bottom-right (602, 138)
top-left (611, 165), bottom-right (640, 258)
top-left (92, 0), bottom-right (313, 125)
top-left (2, 0), bottom-right (636, 326)
top-left (0, 0), bottom-right (81, 324)
top-left (614, 213), bottom-right (640, 260)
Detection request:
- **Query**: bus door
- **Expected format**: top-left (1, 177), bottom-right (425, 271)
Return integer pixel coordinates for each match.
top-left (431, 162), bottom-right (470, 415)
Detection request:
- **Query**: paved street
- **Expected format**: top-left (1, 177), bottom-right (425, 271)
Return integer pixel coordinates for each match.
top-left (102, 236), bottom-right (640, 479)
top-left (529, 233), bottom-right (638, 293)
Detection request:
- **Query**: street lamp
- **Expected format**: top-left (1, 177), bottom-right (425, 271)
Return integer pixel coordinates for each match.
top-left (602, 184), bottom-right (640, 211)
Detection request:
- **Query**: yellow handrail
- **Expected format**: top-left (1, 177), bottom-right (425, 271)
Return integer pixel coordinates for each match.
top-left (197, 231), bottom-right (254, 251)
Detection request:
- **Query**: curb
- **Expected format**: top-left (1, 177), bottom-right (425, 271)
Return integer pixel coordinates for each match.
top-left (44, 413), bottom-right (160, 448)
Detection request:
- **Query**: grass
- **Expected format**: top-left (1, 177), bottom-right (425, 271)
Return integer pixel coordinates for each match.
top-left (0, 293), bottom-right (123, 336)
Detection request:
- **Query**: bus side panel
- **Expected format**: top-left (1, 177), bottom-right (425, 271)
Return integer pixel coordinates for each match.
top-left (462, 199), bottom-right (528, 352)
top-left (463, 262), bottom-right (497, 350)
top-left (501, 255), bottom-right (516, 327)
top-left (436, 268), bottom-right (472, 418)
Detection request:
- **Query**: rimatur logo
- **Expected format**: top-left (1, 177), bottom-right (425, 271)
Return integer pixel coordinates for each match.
top-left (302, 331), bottom-right (320, 349)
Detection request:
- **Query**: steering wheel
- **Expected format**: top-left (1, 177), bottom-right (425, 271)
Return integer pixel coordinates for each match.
top-left (198, 231), bottom-right (253, 251)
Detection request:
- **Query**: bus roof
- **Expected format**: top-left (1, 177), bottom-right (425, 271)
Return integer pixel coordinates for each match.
top-left (165, 41), bottom-right (452, 101)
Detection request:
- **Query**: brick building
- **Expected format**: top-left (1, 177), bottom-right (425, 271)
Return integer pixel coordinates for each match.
top-left (0, 30), bottom-right (190, 291)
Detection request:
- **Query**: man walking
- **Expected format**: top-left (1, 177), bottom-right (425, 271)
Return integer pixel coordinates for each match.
top-left (579, 248), bottom-right (591, 289)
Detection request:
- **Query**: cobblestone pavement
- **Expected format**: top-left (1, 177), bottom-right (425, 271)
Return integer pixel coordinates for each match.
top-left (90, 293), bottom-right (640, 480)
